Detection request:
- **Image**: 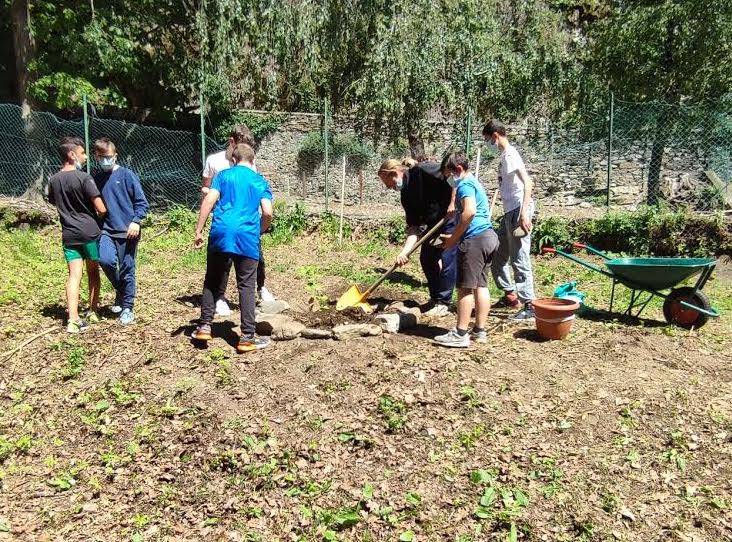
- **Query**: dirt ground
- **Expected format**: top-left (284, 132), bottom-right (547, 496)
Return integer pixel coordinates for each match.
top-left (0, 224), bottom-right (731, 542)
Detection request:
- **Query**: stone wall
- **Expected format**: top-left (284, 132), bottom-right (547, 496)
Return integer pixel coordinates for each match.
top-left (245, 111), bottom-right (726, 214)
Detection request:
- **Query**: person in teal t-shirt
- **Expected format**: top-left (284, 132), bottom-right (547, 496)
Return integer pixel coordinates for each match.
top-left (192, 144), bottom-right (274, 353)
top-left (434, 151), bottom-right (498, 348)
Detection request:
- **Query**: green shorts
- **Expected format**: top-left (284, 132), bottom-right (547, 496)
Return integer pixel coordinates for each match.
top-left (63, 240), bottom-right (100, 262)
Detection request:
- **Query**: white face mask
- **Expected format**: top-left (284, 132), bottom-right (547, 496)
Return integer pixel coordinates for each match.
top-left (98, 156), bottom-right (116, 172)
top-left (74, 160), bottom-right (84, 171)
top-left (394, 180), bottom-right (403, 191)
top-left (446, 175), bottom-right (457, 188)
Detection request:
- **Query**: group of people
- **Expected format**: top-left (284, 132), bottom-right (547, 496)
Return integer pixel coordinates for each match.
top-left (378, 120), bottom-right (536, 347)
top-left (47, 136), bottom-right (148, 333)
top-left (47, 119), bottom-right (533, 351)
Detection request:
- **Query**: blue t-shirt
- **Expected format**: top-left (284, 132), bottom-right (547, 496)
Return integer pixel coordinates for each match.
top-left (455, 174), bottom-right (492, 240)
top-left (208, 165), bottom-right (273, 259)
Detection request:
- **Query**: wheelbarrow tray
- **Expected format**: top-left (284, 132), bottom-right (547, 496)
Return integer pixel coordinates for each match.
top-left (604, 257), bottom-right (716, 291)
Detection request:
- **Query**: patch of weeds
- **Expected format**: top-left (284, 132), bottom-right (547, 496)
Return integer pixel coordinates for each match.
top-left (296, 264), bottom-right (323, 295)
top-left (458, 424), bottom-right (486, 449)
top-left (337, 431), bottom-right (374, 449)
top-left (600, 491), bottom-right (620, 513)
top-left (79, 398), bottom-right (114, 435)
top-left (108, 380), bottom-right (140, 406)
top-left (528, 456), bottom-right (564, 498)
top-left (265, 201), bottom-right (308, 246)
top-left (662, 429), bottom-right (689, 471)
top-left (405, 491), bottom-right (422, 508)
top-left (320, 379), bottom-right (351, 396)
top-left (459, 385), bottom-right (483, 410)
top-left (378, 394), bottom-right (408, 432)
top-left (572, 517), bottom-right (595, 540)
top-left (618, 400), bottom-right (643, 430)
top-left (210, 348), bottom-right (233, 387)
top-left (99, 447), bottom-right (132, 476)
top-left (61, 344), bottom-right (86, 380)
top-left (47, 461), bottom-right (87, 491)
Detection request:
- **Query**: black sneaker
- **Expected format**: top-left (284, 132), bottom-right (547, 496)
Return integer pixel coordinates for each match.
top-left (492, 293), bottom-right (521, 309)
top-left (509, 303), bottom-right (535, 321)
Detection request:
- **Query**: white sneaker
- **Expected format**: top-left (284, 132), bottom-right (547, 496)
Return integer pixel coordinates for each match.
top-left (470, 329), bottom-right (488, 343)
top-left (423, 303), bottom-right (450, 317)
top-left (258, 286), bottom-right (276, 303)
top-left (215, 298), bottom-right (232, 317)
top-left (110, 305), bottom-right (123, 315)
top-left (434, 328), bottom-right (470, 348)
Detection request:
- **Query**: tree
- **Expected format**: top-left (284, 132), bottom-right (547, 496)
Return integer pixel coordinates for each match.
top-left (10, 0), bottom-right (34, 113)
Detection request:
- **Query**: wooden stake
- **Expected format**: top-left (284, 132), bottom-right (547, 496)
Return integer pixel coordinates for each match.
top-left (338, 155), bottom-right (346, 245)
top-left (358, 170), bottom-right (364, 205)
top-left (475, 146), bottom-right (482, 181)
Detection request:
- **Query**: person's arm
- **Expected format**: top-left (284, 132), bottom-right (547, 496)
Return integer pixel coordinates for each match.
top-left (260, 198), bottom-right (273, 233)
top-left (395, 225), bottom-right (420, 267)
top-left (194, 189), bottom-right (220, 248)
top-left (92, 196), bottom-right (107, 218)
top-left (442, 196), bottom-right (474, 250)
top-left (127, 172), bottom-right (149, 239)
top-left (446, 186), bottom-right (457, 218)
top-left (201, 157), bottom-right (214, 193)
top-left (517, 167), bottom-right (534, 232)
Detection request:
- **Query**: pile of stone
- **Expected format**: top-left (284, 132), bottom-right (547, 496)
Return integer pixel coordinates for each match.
top-left (255, 299), bottom-right (421, 341)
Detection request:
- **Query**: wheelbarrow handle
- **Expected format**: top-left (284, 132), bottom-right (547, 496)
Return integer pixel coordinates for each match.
top-left (572, 242), bottom-right (611, 260)
top-left (541, 247), bottom-right (556, 254)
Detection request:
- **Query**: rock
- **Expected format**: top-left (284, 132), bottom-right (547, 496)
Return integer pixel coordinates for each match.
top-left (332, 323), bottom-right (382, 340)
top-left (255, 314), bottom-right (304, 340)
top-left (307, 296), bottom-right (321, 313)
top-left (301, 327), bottom-right (333, 340)
top-left (258, 299), bottom-right (290, 315)
top-left (374, 312), bottom-right (419, 333)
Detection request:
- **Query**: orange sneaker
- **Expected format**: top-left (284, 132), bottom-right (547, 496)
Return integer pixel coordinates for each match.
top-left (192, 324), bottom-right (212, 341)
top-left (236, 336), bottom-right (270, 353)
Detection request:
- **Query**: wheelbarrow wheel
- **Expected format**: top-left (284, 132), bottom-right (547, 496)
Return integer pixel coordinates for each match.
top-left (662, 287), bottom-right (711, 329)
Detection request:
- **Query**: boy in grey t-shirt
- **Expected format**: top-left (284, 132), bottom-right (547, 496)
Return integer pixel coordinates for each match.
top-left (483, 120), bottom-right (536, 321)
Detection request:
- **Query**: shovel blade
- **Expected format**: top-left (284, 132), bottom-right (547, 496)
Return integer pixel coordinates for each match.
top-left (336, 285), bottom-right (365, 311)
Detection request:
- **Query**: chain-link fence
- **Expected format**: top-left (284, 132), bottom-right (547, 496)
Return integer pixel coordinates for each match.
top-left (0, 97), bottom-right (729, 215)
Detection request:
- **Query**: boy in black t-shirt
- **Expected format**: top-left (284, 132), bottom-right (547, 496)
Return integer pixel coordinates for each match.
top-left (47, 137), bottom-right (108, 333)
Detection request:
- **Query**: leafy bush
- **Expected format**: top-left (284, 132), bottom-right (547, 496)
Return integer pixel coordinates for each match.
top-left (165, 205), bottom-right (197, 232)
top-left (266, 201), bottom-right (308, 245)
top-left (214, 111), bottom-right (285, 143)
top-left (297, 132), bottom-right (374, 172)
top-left (532, 207), bottom-right (731, 257)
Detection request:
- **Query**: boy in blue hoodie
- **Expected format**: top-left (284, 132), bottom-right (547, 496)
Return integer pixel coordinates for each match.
top-left (93, 137), bottom-right (149, 325)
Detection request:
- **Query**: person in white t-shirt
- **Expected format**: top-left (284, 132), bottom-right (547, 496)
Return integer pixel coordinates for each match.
top-left (202, 125), bottom-right (276, 316)
top-left (482, 120), bottom-right (536, 321)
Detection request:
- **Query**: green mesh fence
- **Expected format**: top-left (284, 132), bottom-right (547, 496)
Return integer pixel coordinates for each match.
top-left (608, 99), bottom-right (732, 211)
top-left (0, 103), bottom-right (224, 209)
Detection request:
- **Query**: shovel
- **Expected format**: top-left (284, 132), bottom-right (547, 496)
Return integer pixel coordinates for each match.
top-left (336, 217), bottom-right (448, 311)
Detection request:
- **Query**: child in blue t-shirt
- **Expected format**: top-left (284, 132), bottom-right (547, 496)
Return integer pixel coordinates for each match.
top-left (93, 137), bottom-right (149, 325)
top-left (434, 151), bottom-right (498, 348)
top-left (192, 144), bottom-right (274, 353)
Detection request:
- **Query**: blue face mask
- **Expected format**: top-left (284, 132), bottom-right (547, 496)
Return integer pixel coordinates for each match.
top-left (98, 156), bottom-right (116, 172)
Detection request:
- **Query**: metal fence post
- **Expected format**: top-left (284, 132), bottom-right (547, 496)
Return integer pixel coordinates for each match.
top-left (199, 89), bottom-right (206, 167)
top-left (324, 98), bottom-right (329, 212)
top-left (82, 94), bottom-right (90, 173)
top-left (605, 91), bottom-right (614, 208)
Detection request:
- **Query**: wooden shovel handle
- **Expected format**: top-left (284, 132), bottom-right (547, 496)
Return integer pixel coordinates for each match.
top-left (361, 217), bottom-right (448, 299)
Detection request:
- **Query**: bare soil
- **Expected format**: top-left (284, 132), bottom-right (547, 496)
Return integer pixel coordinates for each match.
top-left (0, 226), bottom-right (731, 542)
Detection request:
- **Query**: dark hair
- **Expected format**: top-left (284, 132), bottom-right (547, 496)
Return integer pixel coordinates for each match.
top-left (441, 151), bottom-right (470, 173)
top-left (482, 119), bottom-right (506, 137)
top-left (229, 124), bottom-right (255, 147)
top-left (231, 143), bottom-right (255, 165)
top-left (58, 136), bottom-right (84, 162)
top-left (93, 136), bottom-right (117, 155)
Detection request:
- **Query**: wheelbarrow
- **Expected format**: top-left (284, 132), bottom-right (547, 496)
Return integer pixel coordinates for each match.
top-left (542, 243), bottom-right (720, 329)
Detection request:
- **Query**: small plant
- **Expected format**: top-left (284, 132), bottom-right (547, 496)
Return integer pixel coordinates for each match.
top-left (458, 424), bottom-right (486, 449)
top-left (61, 346), bottom-right (86, 380)
top-left (378, 395), bottom-right (408, 432)
top-left (459, 385), bottom-right (483, 410)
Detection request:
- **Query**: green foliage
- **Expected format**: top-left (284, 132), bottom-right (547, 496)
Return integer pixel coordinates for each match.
top-left (297, 132), bottom-right (374, 171)
top-left (532, 208), bottom-right (731, 257)
top-left (377, 395), bottom-right (408, 432)
top-left (166, 205), bottom-right (197, 233)
top-left (214, 112), bottom-right (285, 143)
top-left (266, 201), bottom-right (309, 245)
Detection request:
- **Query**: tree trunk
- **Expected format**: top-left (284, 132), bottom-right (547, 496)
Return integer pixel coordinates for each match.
top-left (407, 132), bottom-right (426, 161)
top-left (10, 0), bottom-right (34, 113)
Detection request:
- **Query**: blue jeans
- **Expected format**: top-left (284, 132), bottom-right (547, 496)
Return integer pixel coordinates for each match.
top-left (419, 218), bottom-right (457, 305)
top-left (99, 234), bottom-right (138, 309)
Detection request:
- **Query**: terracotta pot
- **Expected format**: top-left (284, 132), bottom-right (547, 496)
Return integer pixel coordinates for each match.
top-left (532, 297), bottom-right (580, 340)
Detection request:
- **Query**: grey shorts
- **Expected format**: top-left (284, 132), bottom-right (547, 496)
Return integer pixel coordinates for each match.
top-left (457, 229), bottom-right (499, 289)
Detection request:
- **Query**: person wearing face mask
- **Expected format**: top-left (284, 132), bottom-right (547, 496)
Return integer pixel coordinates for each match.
top-left (434, 151), bottom-right (498, 347)
top-left (93, 137), bottom-right (149, 325)
top-left (47, 136), bottom-right (107, 333)
top-left (377, 157), bottom-right (457, 317)
top-left (482, 120), bottom-right (536, 321)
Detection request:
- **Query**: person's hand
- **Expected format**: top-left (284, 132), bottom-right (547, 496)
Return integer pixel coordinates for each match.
top-left (127, 222), bottom-right (140, 239)
top-left (519, 210), bottom-right (533, 233)
top-left (442, 235), bottom-right (457, 251)
top-left (201, 186), bottom-right (210, 195)
top-left (395, 252), bottom-right (410, 267)
top-left (194, 230), bottom-right (205, 249)
top-left (446, 201), bottom-right (456, 219)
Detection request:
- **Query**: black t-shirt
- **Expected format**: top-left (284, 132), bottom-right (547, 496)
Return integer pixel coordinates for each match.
top-left (48, 170), bottom-right (102, 245)
top-left (400, 161), bottom-right (452, 228)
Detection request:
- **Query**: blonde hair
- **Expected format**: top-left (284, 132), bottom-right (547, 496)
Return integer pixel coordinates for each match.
top-left (378, 157), bottom-right (415, 174)
top-left (231, 143), bottom-right (255, 165)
